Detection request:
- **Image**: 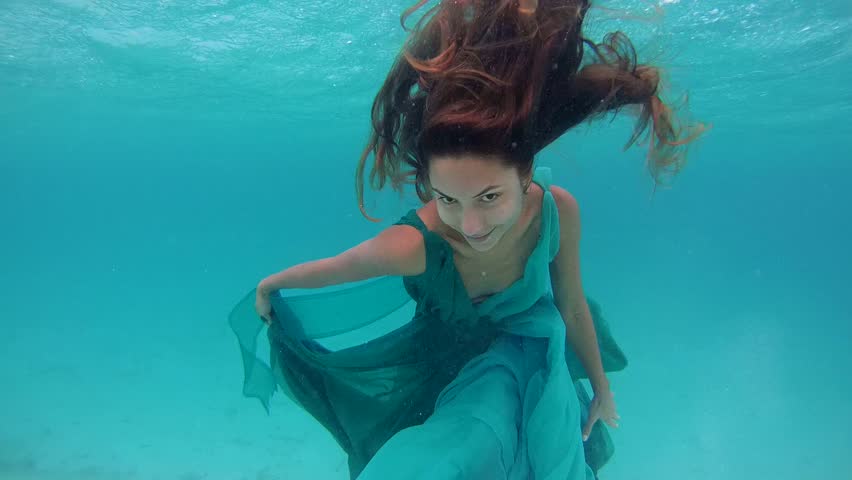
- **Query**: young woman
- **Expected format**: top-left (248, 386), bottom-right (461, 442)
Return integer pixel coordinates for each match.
top-left (239, 1), bottom-right (703, 478)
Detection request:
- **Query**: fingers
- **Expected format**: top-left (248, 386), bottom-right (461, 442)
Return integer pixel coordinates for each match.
top-left (582, 409), bottom-right (599, 442)
top-left (584, 415), bottom-right (622, 441)
top-left (584, 406), bottom-right (622, 442)
top-left (604, 409), bottom-right (620, 428)
top-left (260, 308), bottom-right (276, 325)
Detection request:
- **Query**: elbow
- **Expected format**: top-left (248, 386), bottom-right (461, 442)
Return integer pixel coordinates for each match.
top-left (554, 294), bottom-right (590, 330)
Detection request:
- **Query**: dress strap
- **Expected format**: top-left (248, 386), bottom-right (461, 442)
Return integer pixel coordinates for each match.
top-left (531, 165), bottom-right (553, 191)
top-left (392, 208), bottom-right (453, 289)
top-left (530, 166), bottom-right (561, 263)
top-left (394, 208), bottom-right (430, 233)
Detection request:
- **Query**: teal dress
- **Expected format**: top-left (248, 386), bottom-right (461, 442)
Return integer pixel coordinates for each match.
top-left (229, 167), bottom-right (627, 479)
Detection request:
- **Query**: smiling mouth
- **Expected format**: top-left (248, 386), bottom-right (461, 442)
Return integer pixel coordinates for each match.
top-left (465, 228), bottom-right (495, 242)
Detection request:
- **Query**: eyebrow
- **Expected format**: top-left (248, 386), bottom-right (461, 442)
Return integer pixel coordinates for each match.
top-left (433, 185), bottom-right (501, 198)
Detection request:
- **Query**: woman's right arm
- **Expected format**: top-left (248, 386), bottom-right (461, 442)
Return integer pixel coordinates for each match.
top-left (255, 225), bottom-right (425, 321)
top-left (259, 225), bottom-right (426, 293)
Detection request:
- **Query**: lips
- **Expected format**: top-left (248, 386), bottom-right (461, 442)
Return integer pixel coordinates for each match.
top-left (465, 227), bottom-right (495, 243)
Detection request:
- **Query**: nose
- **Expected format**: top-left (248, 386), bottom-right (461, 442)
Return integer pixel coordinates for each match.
top-left (462, 210), bottom-right (488, 237)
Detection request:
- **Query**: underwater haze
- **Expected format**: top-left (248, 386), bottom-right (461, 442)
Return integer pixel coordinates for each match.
top-left (1, 0), bottom-right (851, 479)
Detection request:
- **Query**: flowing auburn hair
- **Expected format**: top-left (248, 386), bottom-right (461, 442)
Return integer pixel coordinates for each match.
top-left (356, 0), bottom-right (706, 221)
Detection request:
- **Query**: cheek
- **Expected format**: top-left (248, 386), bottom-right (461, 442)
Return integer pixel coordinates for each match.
top-left (489, 201), bottom-right (522, 226)
top-left (436, 208), bottom-right (449, 225)
top-left (436, 206), bottom-right (458, 228)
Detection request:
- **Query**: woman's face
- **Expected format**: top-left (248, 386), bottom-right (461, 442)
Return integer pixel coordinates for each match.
top-left (428, 153), bottom-right (529, 253)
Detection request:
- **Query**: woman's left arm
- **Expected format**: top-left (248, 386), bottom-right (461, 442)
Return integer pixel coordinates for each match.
top-left (548, 186), bottom-right (619, 438)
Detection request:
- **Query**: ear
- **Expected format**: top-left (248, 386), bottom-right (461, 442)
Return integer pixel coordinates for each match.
top-left (521, 173), bottom-right (533, 194)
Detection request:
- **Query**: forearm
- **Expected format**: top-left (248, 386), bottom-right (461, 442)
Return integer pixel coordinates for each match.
top-left (257, 227), bottom-right (422, 294)
top-left (258, 258), bottom-right (343, 294)
top-left (563, 301), bottom-right (610, 393)
top-left (258, 252), bottom-right (375, 294)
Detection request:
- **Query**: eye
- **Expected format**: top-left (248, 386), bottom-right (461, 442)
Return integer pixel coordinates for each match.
top-left (438, 196), bottom-right (456, 205)
top-left (481, 193), bottom-right (501, 203)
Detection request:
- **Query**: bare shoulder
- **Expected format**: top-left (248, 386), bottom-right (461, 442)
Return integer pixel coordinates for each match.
top-left (368, 222), bottom-right (427, 276)
top-left (549, 185), bottom-right (580, 218)
top-left (549, 184), bottom-right (581, 239)
top-left (415, 200), bottom-right (442, 231)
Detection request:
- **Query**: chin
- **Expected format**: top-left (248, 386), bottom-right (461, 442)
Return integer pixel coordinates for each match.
top-left (466, 241), bottom-right (490, 252)
top-left (465, 228), bottom-right (503, 252)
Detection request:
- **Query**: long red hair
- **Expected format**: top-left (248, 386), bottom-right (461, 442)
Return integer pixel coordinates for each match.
top-left (356, 0), bottom-right (706, 221)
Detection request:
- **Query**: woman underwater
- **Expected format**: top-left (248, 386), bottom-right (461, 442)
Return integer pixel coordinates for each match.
top-left (233, 0), bottom-right (704, 478)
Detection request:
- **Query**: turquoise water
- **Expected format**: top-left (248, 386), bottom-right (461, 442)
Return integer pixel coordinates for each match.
top-left (1, 0), bottom-right (851, 478)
